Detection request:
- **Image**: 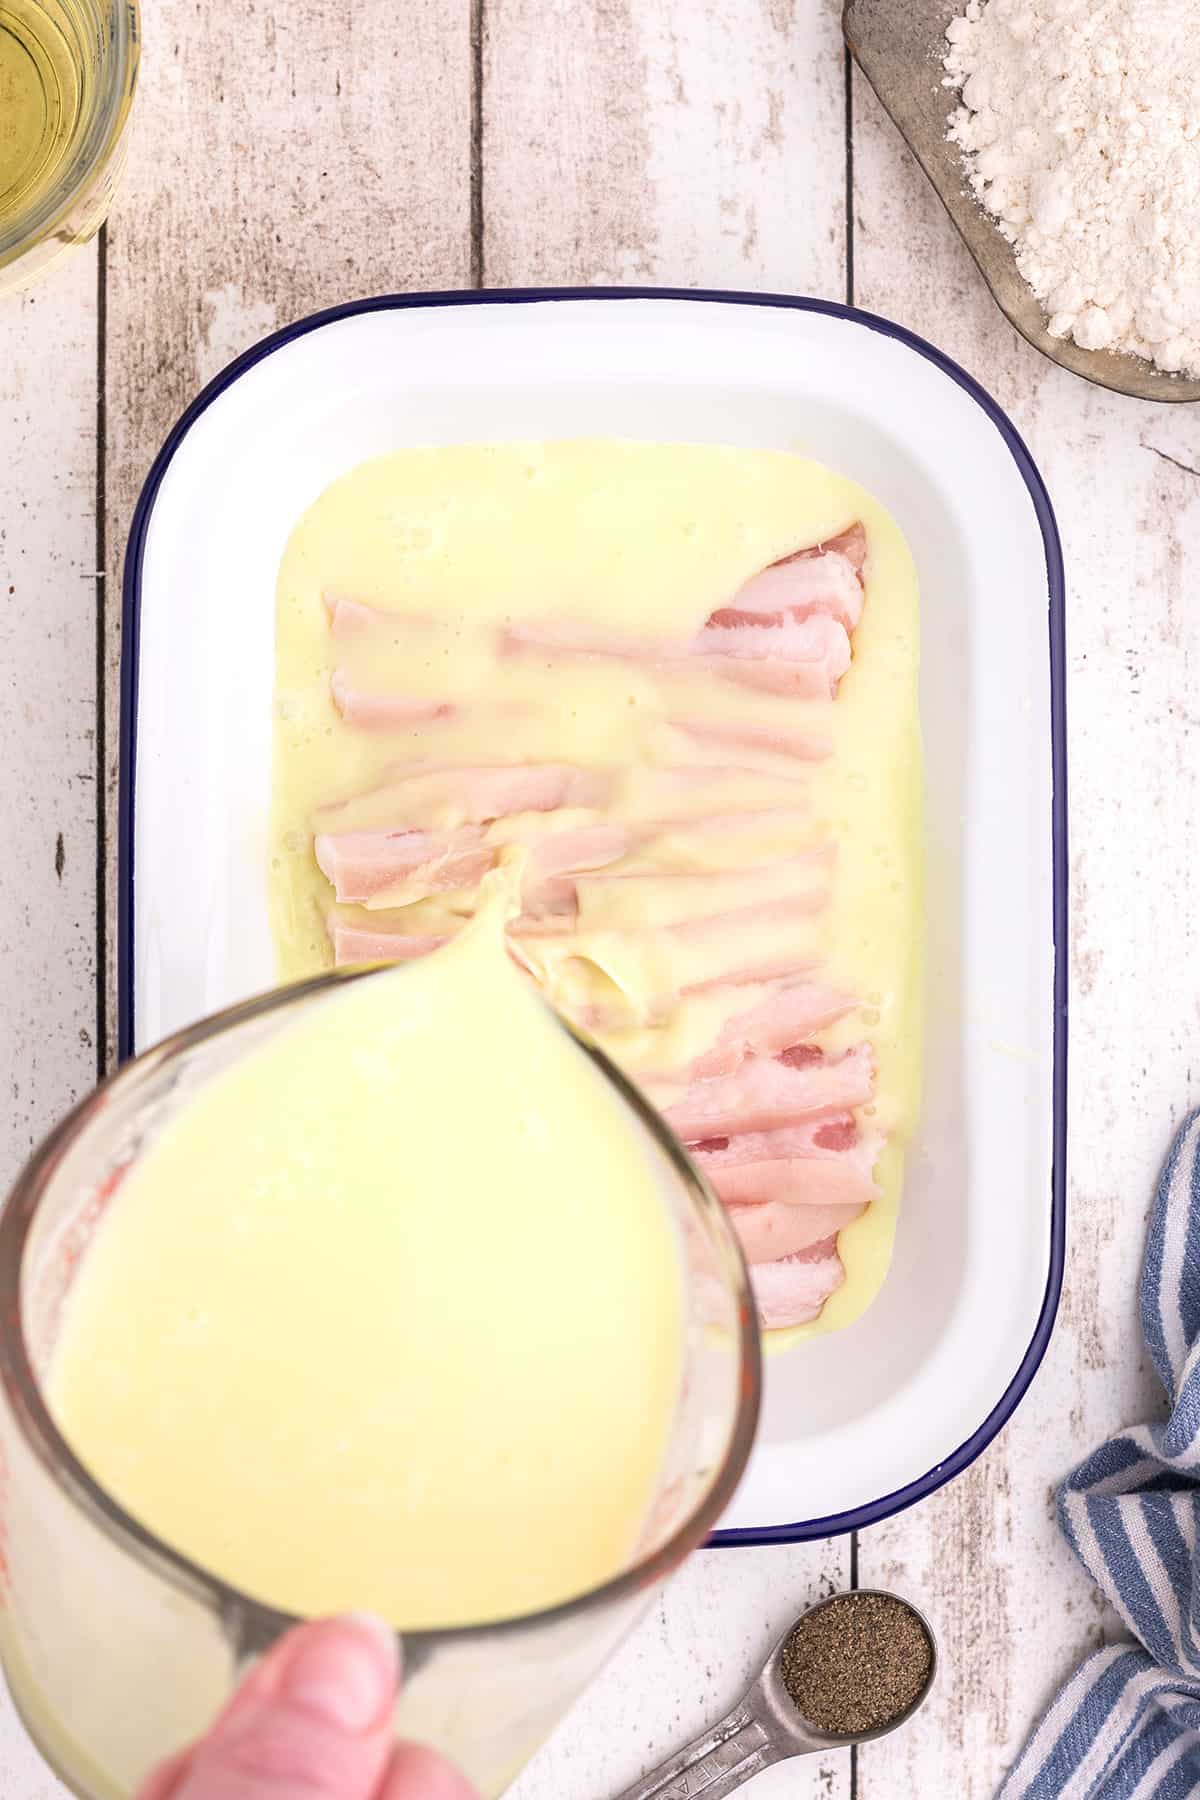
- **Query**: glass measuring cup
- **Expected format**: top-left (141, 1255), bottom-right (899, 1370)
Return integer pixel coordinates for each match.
top-left (0, 966), bottom-right (762, 1799)
top-left (0, 0), bottom-right (138, 294)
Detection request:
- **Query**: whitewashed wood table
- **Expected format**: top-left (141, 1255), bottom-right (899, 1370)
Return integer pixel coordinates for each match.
top-left (2, 1), bottom-right (1199, 1794)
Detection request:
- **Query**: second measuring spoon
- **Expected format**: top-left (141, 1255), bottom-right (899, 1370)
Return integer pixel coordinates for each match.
top-left (610, 1590), bottom-right (937, 1799)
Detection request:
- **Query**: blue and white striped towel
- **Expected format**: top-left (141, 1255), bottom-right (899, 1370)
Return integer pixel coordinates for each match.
top-left (1000, 1112), bottom-right (1200, 1799)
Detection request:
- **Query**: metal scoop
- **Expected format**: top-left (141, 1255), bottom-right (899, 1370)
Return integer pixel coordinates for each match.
top-left (610, 1589), bottom-right (937, 1799)
top-left (842, 0), bottom-right (1200, 404)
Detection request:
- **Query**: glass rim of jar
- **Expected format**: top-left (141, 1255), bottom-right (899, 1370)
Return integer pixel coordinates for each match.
top-left (0, 962), bottom-right (763, 1645)
top-left (0, 0), bottom-right (140, 271)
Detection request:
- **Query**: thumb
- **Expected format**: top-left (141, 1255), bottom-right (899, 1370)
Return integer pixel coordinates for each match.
top-left (378, 1742), bottom-right (481, 1799)
top-left (141, 1614), bottom-right (399, 1800)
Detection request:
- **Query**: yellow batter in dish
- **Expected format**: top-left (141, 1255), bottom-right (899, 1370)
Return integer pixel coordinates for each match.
top-left (49, 911), bottom-right (686, 1629)
top-left (269, 440), bottom-right (923, 1336)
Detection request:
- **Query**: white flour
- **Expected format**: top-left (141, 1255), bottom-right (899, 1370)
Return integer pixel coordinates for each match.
top-left (943, 0), bottom-right (1200, 377)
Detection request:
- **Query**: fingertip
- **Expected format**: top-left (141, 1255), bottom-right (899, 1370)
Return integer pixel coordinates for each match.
top-left (216, 1614), bottom-right (400, 1733)
top-left (136, 1746), bottom-right (192, 1800)
top-left (164, 1615), bottom-right (401, 1797)
top-left (382, 1741), bottom-right (481, 1799)
top-left (333, 1612), bottom-right (402, 1684)
top-left (278, 1614), bottom-right (398, 1733)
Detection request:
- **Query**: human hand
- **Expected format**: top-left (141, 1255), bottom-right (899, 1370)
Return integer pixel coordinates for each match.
top-left (139, 1613), bottom-right (478, 1800)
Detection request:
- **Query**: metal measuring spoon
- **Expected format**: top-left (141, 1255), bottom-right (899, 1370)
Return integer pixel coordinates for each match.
top-left (610, 1589), bottom-right (937, 1799)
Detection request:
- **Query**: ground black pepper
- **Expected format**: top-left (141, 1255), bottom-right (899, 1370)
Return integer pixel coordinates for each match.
top-left (779, 1593), bottom-right (933, 1736)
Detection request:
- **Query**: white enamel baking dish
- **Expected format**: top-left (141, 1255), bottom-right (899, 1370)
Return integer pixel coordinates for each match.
top-left (119, 289), bottom-right (1067, 1543)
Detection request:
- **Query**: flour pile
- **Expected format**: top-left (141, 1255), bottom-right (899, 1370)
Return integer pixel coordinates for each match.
top-left (944, 0), bottom-right (1200, 377)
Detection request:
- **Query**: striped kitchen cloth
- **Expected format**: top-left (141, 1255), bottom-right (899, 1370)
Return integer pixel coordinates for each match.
top-left (1000, 1111), bottom-right (1200, 1799)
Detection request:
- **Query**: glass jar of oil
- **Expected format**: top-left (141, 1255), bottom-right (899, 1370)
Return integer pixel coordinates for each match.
top-left (0, 0), bottom-right (138, 293)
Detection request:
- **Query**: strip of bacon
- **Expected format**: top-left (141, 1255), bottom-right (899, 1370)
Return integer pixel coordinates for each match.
top-left (315, 828), bottom-right (494, 907)
top-left (620, 767), bottom-right (808, 825)
top-left (564, 897), bottom-right (825, 1009)
top-left (319, 763), bottom-right (611, 832)
top-left (658, 1041), bottom-right (873, 1140)
top-left (515, 908), bottom-right (825, 1028)
top-left (329, 925), bottom-right (451, 968)
top-left (324, 595), bottom-right (380, 638)
top-left (711, 532), bottom-right (866, 634)
top-left (502, 527), bottom-right (865, 698)
top-left (604, 889), bottom-right (828, 944)
top-left (575, 849), bottom-right (830, 934)
top-left (500, 618), bottom-right (653, 661)
top-left (689, 1114), bottom-right (880, 1194)
top-left (728, 1199), bottom-right (865, 1265)
top-left (656, 896), bottom-right (824, 995)
top-left (331, 672), bottom-right (454, 729)
top-left (668, 717), bottom-right (833, 763)
top-left (520, 821), bottom-right (632, 915)
top-left (504, 613), bottom-right (853, 701)
top-left (590, 811), bottom-right (813, 884)
top-left (749, 1238), bottom-right (846, 1328)
top-left (690, 1116), bottom-right (863, 1164)
top-left (324, 596), bottom-right (457, 646)
top-left (689, 613), bottom-right (852, 698)
top-left (806, 523), bottom-right (868, 574)
top-left (686, 981), bottom-right (855, 1079)
top-left (331, 677), bottom-right (540, 735)
top-left (515, 809), bottom-right (815, 926)
top-left (700, 1140), bottom-right (881, 1212)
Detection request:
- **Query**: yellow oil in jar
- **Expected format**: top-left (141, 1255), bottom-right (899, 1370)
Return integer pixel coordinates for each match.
top-left (0, 0), bottom-right (82, 230)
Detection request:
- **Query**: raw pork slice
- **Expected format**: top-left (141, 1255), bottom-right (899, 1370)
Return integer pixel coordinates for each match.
top-left (520, 822), bottom-right (632, 914)
top-left (329, 923), bottom-right (451, 968)
top-left (320, 763), bottom-right (610, 832)
top-left (331, 672), bottom-right (454, 729)
top-left (668, 716), bottom-right (833, 763)
top-left (710, 1156), bottom-right (878, 1212)
top-left (750, 1239), bottom-right (846, 1328)
top-left (505, 612), bottom-right (853, 701)
top-left (315, 827), bottom-right (494, 906)
top-left (659, 1042), bottom-right (874, 1141)
top-left (690, 1115), bottom-right (883, 1213)
top-left (689, 613), bottom-right (852, 698)
top-left (728, 1199), bottom-right (865, 1264)
top-left (687, 981), bottom-right (855, 1078)
top-left (575, 850), bottom-right (830, 934)
top-left (709, 524), bottom-right (868, 636)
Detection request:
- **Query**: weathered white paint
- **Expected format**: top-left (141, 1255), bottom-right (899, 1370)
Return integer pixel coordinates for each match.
top-left (483, 0), bottom-right (847, 297)
top-left (1, 0), bottom-right (1198, 1795)
top-left (0, 246), bottom-right (100, 1165)
top-left (0, 244), bottom-right (101, 1796)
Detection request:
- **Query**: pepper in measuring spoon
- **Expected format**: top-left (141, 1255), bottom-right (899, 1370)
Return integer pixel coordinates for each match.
top-left (780, 1591), bottom-right (934, 1736)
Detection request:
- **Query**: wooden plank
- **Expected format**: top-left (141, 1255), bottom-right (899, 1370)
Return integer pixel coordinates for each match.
top-left (0, 244), bottom-right (100, 1794)
top-left (482, 0), bottom-right (847, 297)
top-left (101, 0), bottom-right (474, 1065)
top-left (485, 8), bottom-right (852, 1798)
top-left (851, 70), bottom-right (1200, 1796)
top-left (0, 249), bottom-right (100, 1176)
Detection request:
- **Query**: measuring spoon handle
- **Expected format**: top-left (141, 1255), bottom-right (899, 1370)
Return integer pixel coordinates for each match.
top-left (609, 1697), bottom-right (791, 1800)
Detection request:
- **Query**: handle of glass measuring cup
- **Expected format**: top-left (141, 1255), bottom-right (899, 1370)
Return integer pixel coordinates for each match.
top-left (608, 1694), bottom-right (797, 1800)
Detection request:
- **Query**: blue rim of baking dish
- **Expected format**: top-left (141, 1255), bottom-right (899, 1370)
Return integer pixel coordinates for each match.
top-left (119, 284), bottom-right (1068, 1548)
